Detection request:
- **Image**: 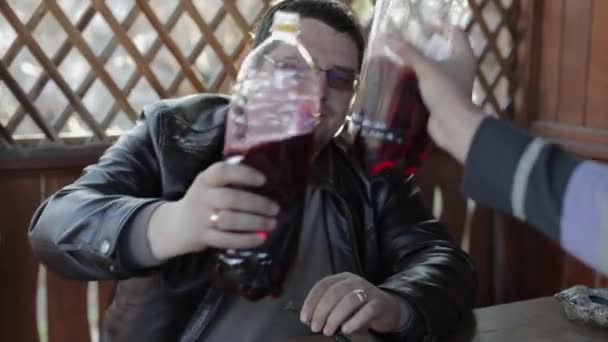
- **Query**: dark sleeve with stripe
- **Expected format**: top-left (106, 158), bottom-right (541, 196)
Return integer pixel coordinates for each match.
top-left (461, 117), bottom-right (580, 241)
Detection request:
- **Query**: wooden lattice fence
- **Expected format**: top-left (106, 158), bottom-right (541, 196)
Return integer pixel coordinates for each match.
top-left (0, 0), bottom-right (519, 148)
top-left (0, 0), bottom-right (272, 146)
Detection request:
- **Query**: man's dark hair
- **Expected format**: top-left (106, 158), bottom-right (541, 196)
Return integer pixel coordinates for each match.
top-left (254, 0), bottom-right (365, 66)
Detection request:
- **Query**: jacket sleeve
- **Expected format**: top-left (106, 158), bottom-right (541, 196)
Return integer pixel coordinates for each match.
top-left (29, 115), bottom-right (165, 281)
top-left (463, 117), bottom-right (608, 275)
top-left (373, 176), bottom-right (477, 341)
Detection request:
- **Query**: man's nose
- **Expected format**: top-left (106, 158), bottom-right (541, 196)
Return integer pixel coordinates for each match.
top-left (316, 70), bottom-right (330, 99)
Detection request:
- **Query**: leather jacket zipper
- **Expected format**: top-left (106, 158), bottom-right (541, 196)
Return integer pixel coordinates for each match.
top-left (319, 184), bottom-right (365, 276)
top-left (180, 286), bottom-right (224, 342)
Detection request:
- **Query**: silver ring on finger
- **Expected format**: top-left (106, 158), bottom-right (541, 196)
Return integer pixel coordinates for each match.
top-left (353, 289), bottom-right (367, 304)
top-left (209, 210), bottom-right (220, 229)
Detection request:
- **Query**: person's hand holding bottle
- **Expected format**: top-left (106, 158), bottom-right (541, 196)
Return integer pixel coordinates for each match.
top-left (147, 161), bottom-right (279, 262)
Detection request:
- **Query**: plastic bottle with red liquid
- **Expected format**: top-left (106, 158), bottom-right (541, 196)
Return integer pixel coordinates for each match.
top-left (349, 0), bottom-right (466, 177)
top-left (215, 11), bottom-right (322, 301)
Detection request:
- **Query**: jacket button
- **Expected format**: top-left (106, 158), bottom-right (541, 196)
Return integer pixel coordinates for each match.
top-left (100, 240), bottom-right (111, 255)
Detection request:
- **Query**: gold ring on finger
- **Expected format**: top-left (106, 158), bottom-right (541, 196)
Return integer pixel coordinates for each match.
top-left (353, 289), bottom-right (367, 304)
top-left (209, 211), bottom-right (220, 229)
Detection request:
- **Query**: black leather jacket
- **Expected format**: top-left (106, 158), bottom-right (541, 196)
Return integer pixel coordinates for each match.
top-left (29, 94), bottom-right (476, 341)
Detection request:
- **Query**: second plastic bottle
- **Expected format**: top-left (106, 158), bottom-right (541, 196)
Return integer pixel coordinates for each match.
top-left (349, 0), bottom-right (466, 177)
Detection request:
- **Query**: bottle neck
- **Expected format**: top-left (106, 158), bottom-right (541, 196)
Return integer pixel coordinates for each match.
top-left (270, 30), bottom-right (299, 44)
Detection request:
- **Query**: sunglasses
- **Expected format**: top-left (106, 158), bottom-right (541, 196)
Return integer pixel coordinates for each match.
top-left (264, 55), bottom-right (359, 91)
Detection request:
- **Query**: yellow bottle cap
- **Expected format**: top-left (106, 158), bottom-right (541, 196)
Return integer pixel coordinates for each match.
top-left (272, 11), bottom-right (300, 34)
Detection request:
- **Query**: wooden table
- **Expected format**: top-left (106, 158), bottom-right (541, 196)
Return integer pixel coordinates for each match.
top-left (288, 297), bottom-right (608, 341)
top-left (449, 297), bottom-right (608, 342)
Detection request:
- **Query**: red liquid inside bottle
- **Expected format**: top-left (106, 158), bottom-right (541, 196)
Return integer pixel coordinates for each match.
top-left (217, 132), bottom-right (315, 301)
top-left (352, 55), bottom-right (430, 177)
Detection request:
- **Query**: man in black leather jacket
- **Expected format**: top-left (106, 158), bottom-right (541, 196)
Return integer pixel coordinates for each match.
top-left (29, 1), bottom-right (476, 341)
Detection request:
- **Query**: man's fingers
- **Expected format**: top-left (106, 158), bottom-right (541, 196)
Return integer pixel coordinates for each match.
top-left (450, 28), bottom-right (474, 59)
top-left (300, 273), bottom-right (351, 324)
top-left (322, 290), bottom-right (367, 336)
top-left (399, 41), bottom-right (429, 72)
top-left (205, 188), bottom-right (280, 216)
top-left (200, 161), bottom-right (266, 188)
top-left (447, 28), bottom-right (476, 92)
top-left (212, 210), bottom-right (276, 232)
top-left (308, 277), bottom-right (365, 333)
top-left (204, 229), bottom-right (266, 250)
top-left (341, 300), bottom-right (382, 335)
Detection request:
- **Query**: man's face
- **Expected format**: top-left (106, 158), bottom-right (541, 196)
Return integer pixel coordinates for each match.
top-left (298, 18), bottom-right (360, 149)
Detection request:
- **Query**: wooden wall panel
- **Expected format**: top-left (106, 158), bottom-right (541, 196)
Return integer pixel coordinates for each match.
top-left (0, 175), bottom-right (41, 342)
top-left (46, 272), bottom-right (91, 342)
top-left (537, 0), bottom-right (563, 123)
top-left (45, 171), bottom-right (91, 342)
top-left (556, 0), bottom-right (593, 126)
top-left (417, 148), bottom-right (466, 243)
top-left (467, 207), bottom-right (495, 307)
top-left (527, 0), bottom-right (608, 160)
top-left (510, 0), bottom-right (608, 304)
top-left (98, 281), bottom-right (117, 327)
top-left (597, 275), bottom-right (608, 288)
top-left (499, 217), bottom-right (567, 303)
top-left (416, 146), bottom-right (495, 307)
top-left (0, 158), bottom-right (116, 342)
top-left (530, 121), bottom-right (608, 161)
top-left (585, 0), bottom-right (608, 130)
top-left (562, 256), bottom-right (597, 289)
